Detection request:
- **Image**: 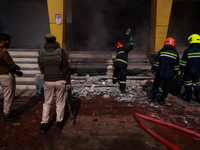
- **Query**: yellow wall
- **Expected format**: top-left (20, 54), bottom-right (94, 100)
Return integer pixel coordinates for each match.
top-left (151, 0), bottom-right (173, 52)
top-left (46, 0), bottom-right (64, 48)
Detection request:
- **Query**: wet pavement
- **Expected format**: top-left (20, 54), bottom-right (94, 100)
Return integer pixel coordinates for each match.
top-left (0, 80), bottom-right (200, 150)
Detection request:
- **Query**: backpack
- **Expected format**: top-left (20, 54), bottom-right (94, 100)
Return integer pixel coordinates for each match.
top-left (38, 48), bottom-right (62, 75)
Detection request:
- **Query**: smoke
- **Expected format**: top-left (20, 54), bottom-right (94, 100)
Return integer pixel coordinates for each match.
top-left (86, 6), bottom-right (109, 51)
top-left (72, 0), bottom-right (151, 51)
top-left (168, 1), bottom-right (200, 48)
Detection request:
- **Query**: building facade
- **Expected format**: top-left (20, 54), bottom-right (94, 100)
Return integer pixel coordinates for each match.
top-left (0, 0), bottom-right (200, 52)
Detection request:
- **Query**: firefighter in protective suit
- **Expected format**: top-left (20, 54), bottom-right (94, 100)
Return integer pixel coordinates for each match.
top-left (38, 34), bottom-right (71, 133)
top-left (180, 34), bottom-right (200, 103)
top-left (149, 37), bottom-right (179, 105)
top-left (113, 37), bottom-right (134, 93)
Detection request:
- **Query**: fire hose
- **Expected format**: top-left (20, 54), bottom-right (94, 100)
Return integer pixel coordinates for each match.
top-left (134, 112), bottom-right (200, 150)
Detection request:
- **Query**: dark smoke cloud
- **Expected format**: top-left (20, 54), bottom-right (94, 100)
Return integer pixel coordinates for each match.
top-left (72, 0), bottom-right (151, 51)
top-left (168, 1), bottom-right (200, 49)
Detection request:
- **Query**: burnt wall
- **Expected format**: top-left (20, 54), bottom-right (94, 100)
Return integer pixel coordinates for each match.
top-left (0, 0), bottom-right (50, 48)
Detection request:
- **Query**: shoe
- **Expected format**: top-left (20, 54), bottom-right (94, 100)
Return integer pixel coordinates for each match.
top-left (148, 98), bottom-right (154, 104)
top-left (183, 97), bottom-right (192, 103)
top-left (120, 91), bottom-right (128, 95)
top-left (57, 122), bottom-right (63, 130)
top-left (159, 100), bottom-right (166, 106)
top-left (112, 80), bottom-right (117, 84)
top-left (121, 90), bottom-right (128, 94)
top-left (39, 123), bottom-right (47, 134)
top-left (4, 115), bottom-right (20, 122)
top-left (186, 99), bottom-right (192, 103)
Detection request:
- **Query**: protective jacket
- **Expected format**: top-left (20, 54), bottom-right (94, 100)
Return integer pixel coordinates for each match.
top-left (180, 43), bottom-right (200, 75)
top-left (152, 45), bottom-right (179, 78)
top-left (114, 43), bottom-right (134, 65)
top-left (38, 42), bottom-right (70, 84)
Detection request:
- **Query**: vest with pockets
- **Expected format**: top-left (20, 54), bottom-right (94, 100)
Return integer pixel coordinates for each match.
top-left (39, 48), bottom-right (62, 75)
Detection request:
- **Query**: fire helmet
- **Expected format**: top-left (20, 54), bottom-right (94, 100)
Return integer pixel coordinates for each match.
top-left (116, 42), bottom-right (123, 49)
top-left (164, 37), bottom-right (176, 47)
top-left (188, 34), bottom-right (200, 44)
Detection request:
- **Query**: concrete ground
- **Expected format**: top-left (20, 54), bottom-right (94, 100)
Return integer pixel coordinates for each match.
top-left (0, 88), bottom-right (200, 150)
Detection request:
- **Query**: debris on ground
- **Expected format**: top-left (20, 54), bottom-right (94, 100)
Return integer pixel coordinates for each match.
top-left (1, 73), bottom-right (200, 150)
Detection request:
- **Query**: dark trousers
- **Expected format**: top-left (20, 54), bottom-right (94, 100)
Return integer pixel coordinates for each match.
top-left (184, 74), bottom-right (200, 101)
top-left (152, 75), bottom-right (172, 101)
top-left (113, 62), bottom-right (127, 91)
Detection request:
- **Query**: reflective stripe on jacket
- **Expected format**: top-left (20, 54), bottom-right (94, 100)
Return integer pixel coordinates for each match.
top-left (180, 43), bottom-right (200, 75)
top-left (114, 43), bottom-right (133, 64)
top-left (152, 45), bottom-right (179, 78)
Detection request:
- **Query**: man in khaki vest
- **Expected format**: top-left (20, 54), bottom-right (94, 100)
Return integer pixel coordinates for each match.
top-left (38, 34), bottom-right (71, 133)
top-left (0, 33), bottom-right (22, 122)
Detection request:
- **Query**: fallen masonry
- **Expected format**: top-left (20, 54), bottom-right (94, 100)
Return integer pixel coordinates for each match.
top-left (71, 74), bottom-right (154, 101)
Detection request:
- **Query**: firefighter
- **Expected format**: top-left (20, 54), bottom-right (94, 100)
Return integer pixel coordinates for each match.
top-left (149, 37), bottom-right (179, 105)
top-left (113, 37), bottom-right (134, 93)
top-left (180, 34), bottom-right (200, 103)
top-left (38, 34), bottom-right (71, 133)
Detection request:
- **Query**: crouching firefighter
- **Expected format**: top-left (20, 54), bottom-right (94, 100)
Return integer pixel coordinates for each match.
top-left (38, 34), bottom-right (71, 134)
top-left (149, 37), bottom-right (179, 105)
top-left (113, 37), bottom-right (134, 93)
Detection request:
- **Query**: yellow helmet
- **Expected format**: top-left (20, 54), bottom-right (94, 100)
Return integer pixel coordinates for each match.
top-left (188, 34), bottom-right (200, 44)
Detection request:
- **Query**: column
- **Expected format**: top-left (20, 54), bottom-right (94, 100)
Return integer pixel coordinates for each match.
top-left (151, 0), bottom-right (173, 52)
top-left (46, 0), bottom-right (65, 48)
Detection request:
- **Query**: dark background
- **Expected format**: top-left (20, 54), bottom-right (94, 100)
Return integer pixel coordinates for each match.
top-left (71, 0), bottom-right (150, 52)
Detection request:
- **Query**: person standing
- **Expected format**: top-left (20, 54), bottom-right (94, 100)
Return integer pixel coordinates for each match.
top-left (38, 34), bottom-right (71, 133)
top-left (149, 37), bottom-right (179, 105)
top-left (180, 34), bottom-right (200, 103)
top-left (113, 37), bottom-right (134, 93)
top-left (0, 33), bottom-right (22, 122)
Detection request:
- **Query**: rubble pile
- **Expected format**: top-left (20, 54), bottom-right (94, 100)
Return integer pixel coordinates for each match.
top-left (70, 72), bottom-right (200, 108)
top-left (71, 73), bottom-right (154, 104)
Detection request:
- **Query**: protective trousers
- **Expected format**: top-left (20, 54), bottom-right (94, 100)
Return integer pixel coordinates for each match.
top-left (184, 74), bottom-right (200, 101)
top-left (0, 74), bottom-right (16, 115)
top-left (113, 62), bottom-right (127, 92)
top-left (152, 75), bottom-right (172, 100)
top-left (41, 80), bottom-right (67, 124)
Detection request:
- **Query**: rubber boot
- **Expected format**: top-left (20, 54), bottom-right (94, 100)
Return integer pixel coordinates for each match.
top-left (39, 123), bottom-right (48, 134)
top-left (159, 98), bottom-right (166, 106)
top-left (4, 115), bottom-right (20, 122)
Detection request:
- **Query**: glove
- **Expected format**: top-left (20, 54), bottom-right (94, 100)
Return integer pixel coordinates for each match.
top-left (129, 37), bottom-right (133, 42)
top-left (173, 75), bottom-right (177, 80)
top-left (14, 65), bottom-right (20, 71)
top-left (66, 84), bottom-right (71, 91)
top-left (9, 69), bottom-right (16, 75)
top-left (15, 70), bottom-right (23, 77)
